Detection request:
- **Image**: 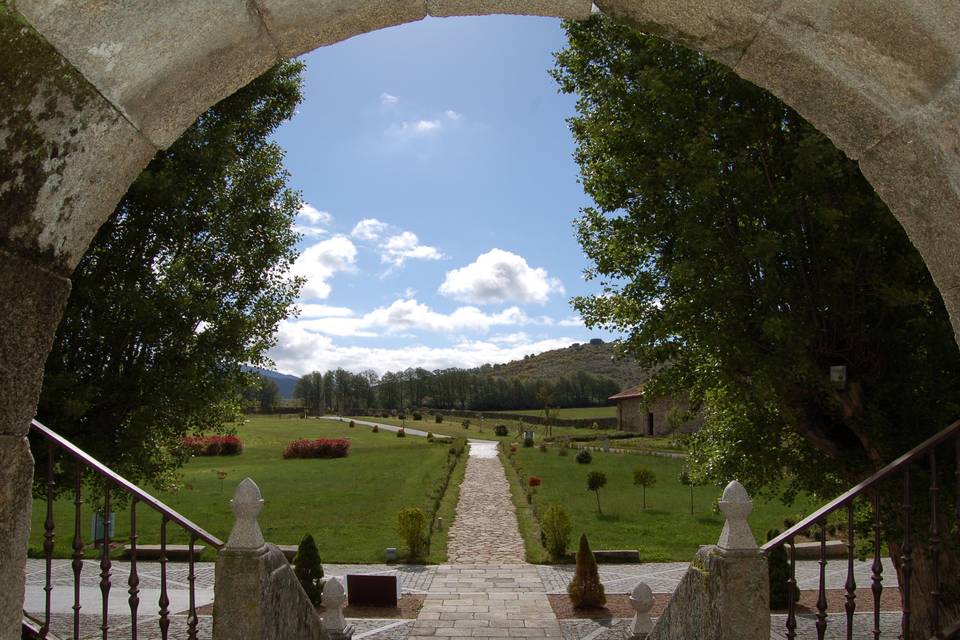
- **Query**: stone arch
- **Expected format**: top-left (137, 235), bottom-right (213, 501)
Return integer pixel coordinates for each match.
top-left (1, 1), bottom-right (959, 635)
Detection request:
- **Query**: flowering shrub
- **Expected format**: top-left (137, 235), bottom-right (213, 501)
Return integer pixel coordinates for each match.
top-left (181, 435), bottom-right (243, 456)
top-left (510, 444), bottom-right (518, 454)
top-left (528, 476), bottom-right (541, 488)
top-left (282, 438), bottom-right (350, 459)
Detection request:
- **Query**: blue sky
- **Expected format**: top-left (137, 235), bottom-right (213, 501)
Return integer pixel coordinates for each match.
top-left (267, 15), bottom-right (614, 376)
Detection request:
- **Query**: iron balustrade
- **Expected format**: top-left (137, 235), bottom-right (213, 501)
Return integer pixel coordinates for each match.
top-left (25, 419), bottom-right (224, 640)
top-left (761, 419), bottom-right (960, 640)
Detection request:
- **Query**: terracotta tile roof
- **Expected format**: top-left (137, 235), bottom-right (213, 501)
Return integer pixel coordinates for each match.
top-left (609, 384), bottom-right (644, 401)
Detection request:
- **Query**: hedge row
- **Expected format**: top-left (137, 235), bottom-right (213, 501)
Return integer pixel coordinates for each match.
top-left (282, 438), bottom-right (350, 459)
top-left (181, 435), bottom-right (243, 456)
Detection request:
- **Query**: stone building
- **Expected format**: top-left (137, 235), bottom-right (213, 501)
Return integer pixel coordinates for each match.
top-left (609, 385), bottom-right (703, 436)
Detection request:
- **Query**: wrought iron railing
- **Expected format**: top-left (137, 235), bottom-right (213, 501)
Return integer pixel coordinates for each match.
top-left (24, 419), bottom-right (224, 640)
top-left (761, 419), bottom-right (960, 640)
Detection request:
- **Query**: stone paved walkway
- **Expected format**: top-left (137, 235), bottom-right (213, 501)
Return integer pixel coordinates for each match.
top-left (408, 440), bottom-right (561, 640)
top-left (447, 441), bottom-right (525, 564)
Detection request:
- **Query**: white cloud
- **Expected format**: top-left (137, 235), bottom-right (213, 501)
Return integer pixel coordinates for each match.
top-left (403, 119), bottom-right (442, 135)
top-left (291, 298), bottom-right (533, 338)
top-left (381, 231), bottom-right (443, 268)
top-left (268, 320), bottom-right (579, 376)
top-left (445, 110), bottom-right (461, 120)
top-left (380, 92), bottom-right (399, 105)
top-left (290, 236), bottom-right (357, 300)
top-left (296, 304), bottom-right (354, 319)
top-left (297, 204), bottom-right (332, 226)
top-left (558, 315), bottom-right (585, 327)
top-left (351, 218), bottom-right (390, 242)
top-left (439, 249), bottom-right (564, 305)
top-left (294, 226), bottom-right (328, 238)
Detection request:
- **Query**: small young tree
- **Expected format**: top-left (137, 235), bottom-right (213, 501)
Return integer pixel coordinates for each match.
top-left (586, 471), bottom-right (607, 515)
top-left (633, 466), bottom-right (656, 509)
top-left (567, 533), bottom-right (606, 608)
top-left (678, 468), bottom-right (695, 514)
top-left (293, 533), bottom-right (324, 606)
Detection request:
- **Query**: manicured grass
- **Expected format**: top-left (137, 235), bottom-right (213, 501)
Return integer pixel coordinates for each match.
top-left (505, 446), bottom-right (821, 563)
top-left (29, 416), bottom-right (460, 563)
top-left (491, 406), bottom-right (617, 420)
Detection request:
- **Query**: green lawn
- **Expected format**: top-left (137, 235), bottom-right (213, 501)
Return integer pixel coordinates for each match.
top-left (490, 406), bottom-right (617, 420)
top-left (505, 446), bottom-right (821, 562)
top-left (29, 416), bottom-right (462, 563)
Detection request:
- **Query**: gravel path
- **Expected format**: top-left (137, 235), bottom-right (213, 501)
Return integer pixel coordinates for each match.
top-left (447, 441), bottom-right (525, 564)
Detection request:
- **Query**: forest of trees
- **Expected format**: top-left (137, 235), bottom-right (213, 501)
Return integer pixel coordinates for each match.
top-left (290, 367), bottom-right (621, 414)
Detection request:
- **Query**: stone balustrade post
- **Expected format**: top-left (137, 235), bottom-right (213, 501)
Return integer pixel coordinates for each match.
top-left (647, 480), bottom-right (769, 640)
top-left (321, 577), bottom-right (355, 640)
top-left (213, 478), bottom-right (325, 640)
top-left (629, 581), bottom-right (654, 639)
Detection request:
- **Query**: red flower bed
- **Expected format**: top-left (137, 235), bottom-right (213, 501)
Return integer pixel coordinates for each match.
top-left (181, 435), bottom-right (243, 456)
top-left (282, 438), bottom-right (350, 459)
top-left (528, 476), bottom-right (541, 488)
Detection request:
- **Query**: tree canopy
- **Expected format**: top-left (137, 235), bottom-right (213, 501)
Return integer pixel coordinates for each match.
top-left (37, 60), bottom-right (305, 488)
top-left (552, 16), bottom-right (960, 500)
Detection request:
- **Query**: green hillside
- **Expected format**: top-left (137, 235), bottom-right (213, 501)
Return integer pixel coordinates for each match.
top-left (482, 340), bottom-right (645, 390)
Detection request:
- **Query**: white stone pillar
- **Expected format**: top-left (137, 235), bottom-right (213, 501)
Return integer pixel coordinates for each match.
top-left (213, 478), bottom-right (325, 640)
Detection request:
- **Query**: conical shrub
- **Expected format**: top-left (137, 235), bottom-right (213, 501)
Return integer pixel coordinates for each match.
top-left (567, 533), bottom-right (605, 608)
top-left (293, 533), bottom-right (324, 606)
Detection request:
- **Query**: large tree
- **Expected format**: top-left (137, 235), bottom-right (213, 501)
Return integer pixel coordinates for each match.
top-left (553, 16), bottom-right (960, 631)
top-left (36, 61), bottom-right (305, 488)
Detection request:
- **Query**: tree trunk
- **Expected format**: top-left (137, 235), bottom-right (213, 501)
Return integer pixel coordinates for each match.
top-left (888, 534), bottom-right (960, 638)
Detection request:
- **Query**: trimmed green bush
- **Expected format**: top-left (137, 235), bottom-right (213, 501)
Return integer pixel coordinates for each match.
top-left (435, 413), bottom-right (443, 423)
top-left (494, 424), bottom-right (509, 436)
top-left (397, 507), bottom-right (428, 561)
top-left (767, 529), bottom-right (800, 609)
top-left (568, 534), bottom-right (605, 608)
top-left (293, 533), bottom-right (324, 606)
top-left (541, 505), bottom-right (572, 561)
top-left (576, 449), bottom-right (592, 464)
top-left (397, 427), bottom-right (406, 438)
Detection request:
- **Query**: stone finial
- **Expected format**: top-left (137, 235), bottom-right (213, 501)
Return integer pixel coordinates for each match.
top-left (629, 581), bottom-right (654, 638)
top-left (717, 480), bottom-right (757, 554)
top-left (226, 478), bottom-right (265, 550)
top-left (322, 577), bottom-right (354, 640)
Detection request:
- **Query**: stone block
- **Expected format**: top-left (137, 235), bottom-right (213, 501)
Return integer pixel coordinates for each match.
top-left (0, 252), bottom-right (71, 435)
top-left (0, 436), bottom-right (33, 640)
top-left (15, 0), bottom-right (280, 148)
top-left (260, 0), bottom-right (426, 58)
top-left (596, 0), bottom-right (778, 67)
top-left (858, 78), bottom-right (960, 348)
top-left (735, 0), bottom-right (960, 158)
top-left (0, 5), bottom-right (156, 270)
top-left (427, 0), bottom-right (591, 20)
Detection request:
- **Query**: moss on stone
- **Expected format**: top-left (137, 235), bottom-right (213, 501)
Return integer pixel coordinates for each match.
top-left (0, 2), bottom-right (102, 263)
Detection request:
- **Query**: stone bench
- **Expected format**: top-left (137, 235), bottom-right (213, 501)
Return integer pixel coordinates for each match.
top-left (792, 540), bottom-right (847, 559)
top-left (595, 549), bottom-right (641, 563)
top-left (122, 544), bottom-right (205, 560)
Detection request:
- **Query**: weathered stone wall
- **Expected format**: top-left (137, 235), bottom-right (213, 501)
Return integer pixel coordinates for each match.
top-left (616, 396), bottom-right (701, 435)
top-left (3, 1), bottom-right (960, 635)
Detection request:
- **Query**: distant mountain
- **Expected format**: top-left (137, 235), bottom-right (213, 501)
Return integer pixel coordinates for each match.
top-left (247, 366), bottom-right (299, 398)
top-left (482, 340), bottom-right (645, 391)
